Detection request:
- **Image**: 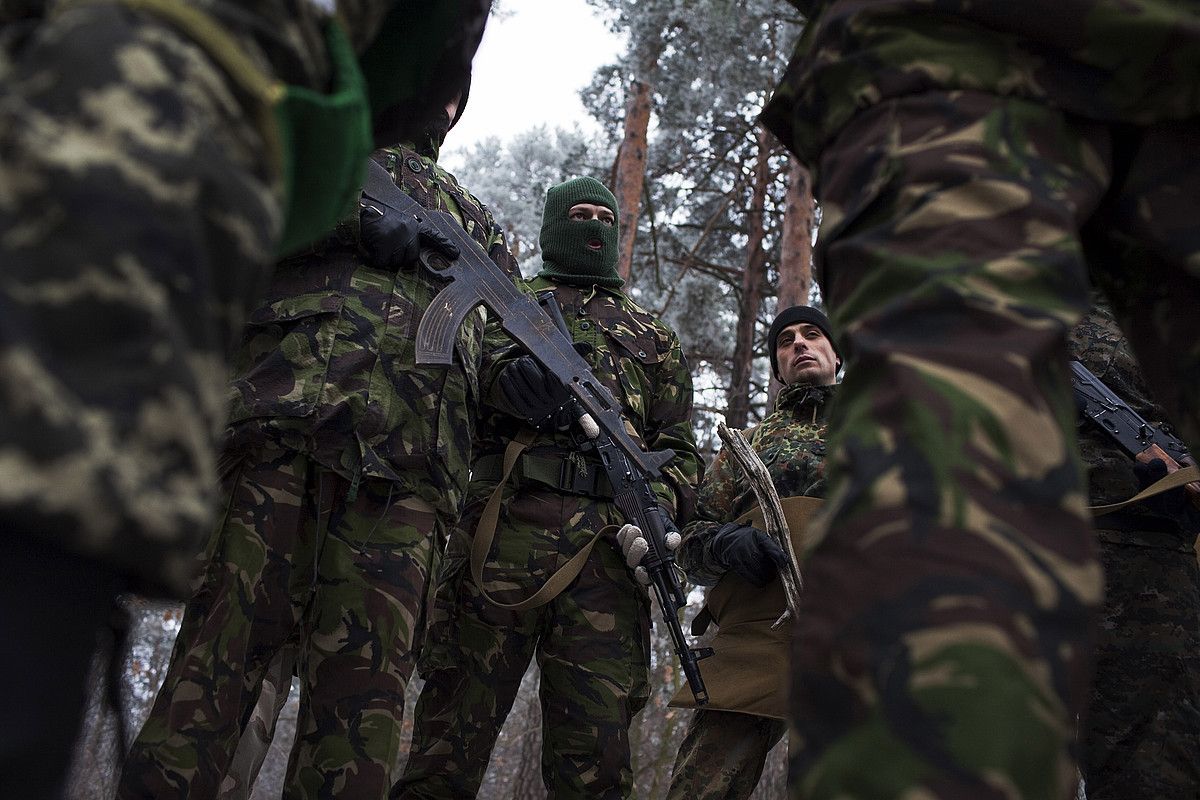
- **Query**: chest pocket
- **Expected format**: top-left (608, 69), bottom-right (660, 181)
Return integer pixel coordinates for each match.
top-left (226, 250), bottom-right (353, 422)
top-left (227, 290), bottom-right (345, 422)
top-left (594, 310), bottom-right (669, 433)
top-left (769, 437), bottom-right (827, 499)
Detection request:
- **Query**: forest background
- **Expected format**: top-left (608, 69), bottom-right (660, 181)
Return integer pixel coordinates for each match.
top-left (70, 2), bottom-right (818, 797)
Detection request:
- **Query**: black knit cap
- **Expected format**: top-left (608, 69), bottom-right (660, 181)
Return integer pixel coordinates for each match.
top-left (768, 305), bottom-right (840, 381)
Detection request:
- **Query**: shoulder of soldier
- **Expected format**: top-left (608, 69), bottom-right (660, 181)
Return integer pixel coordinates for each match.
top-left (427, 158), bottom-right (494, 218)
top-left (610, 289), bottom-right (682, 345)
top-left (1068, 296), bottom-right (1124, 368)
top-left (1070, 294), bottom-right (1164, 423)
top-left (740, 420), bottom-right (766, 446)
top-left (378, 144), bottom-right (494, 217)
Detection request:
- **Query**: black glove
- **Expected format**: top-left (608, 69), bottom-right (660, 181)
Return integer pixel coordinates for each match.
top-left (359, 201), bottom-right (459, 269)
top-left (494, 355), bottom-right (574, 430)
top-left (710, 522), bottom-right (788, 588)
top-left (1132, 457), bottom-right (1200, 533)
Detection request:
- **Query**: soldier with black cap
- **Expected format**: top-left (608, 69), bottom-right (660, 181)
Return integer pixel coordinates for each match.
top-left (663, 304), bottom-right (841, 800)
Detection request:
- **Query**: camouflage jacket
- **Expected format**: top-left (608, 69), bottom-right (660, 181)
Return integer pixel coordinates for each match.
top-left (0, 2), bottom-right (487, 601)
top-left (472, 275), bottom-right (701, 525)
top-left (0, 1), bottom-right (473, 87)
top-left (762, 1), bottom-right (1200, 168)
top-left (680, 382), bottom-right (834, 586)
top-left (225, 144), bottom-right (517, 525)
top-left (1, 2), bottom-right (381, 83)
top-left (1070, 295), bottom-right (1195, 543)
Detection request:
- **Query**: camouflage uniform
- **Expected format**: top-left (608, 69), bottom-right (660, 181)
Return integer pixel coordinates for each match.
top-left (1071, 298), bottom-right (1200, 800)
top-left (0, 3), bottom-right (485, 795)
top-left (117, 144), bottom-right (516, 800)
top-left (396, 274), bottom-right (701, 799)
top-left (761, 2), bottom-right (1200, 798)
top-left (669, 382), bottom-right (833, 800)
top-left (0, 0), bottom-right (485, 603)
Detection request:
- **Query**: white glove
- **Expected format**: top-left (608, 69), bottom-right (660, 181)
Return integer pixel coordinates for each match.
top-left (616, 516), bottom-right (681, 586)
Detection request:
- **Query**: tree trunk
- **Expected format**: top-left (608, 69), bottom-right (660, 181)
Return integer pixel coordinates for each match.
top-left (726, 127), bottom-right (771, 429)
top-left (768, 156), bottom-right (816, 407)
top-left (612, 78), bottom-right (652, 283)
top-left (778, 156), bottom-right (814, 310)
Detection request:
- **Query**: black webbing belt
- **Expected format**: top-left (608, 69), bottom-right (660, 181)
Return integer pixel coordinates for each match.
top-left (472, 451), bottom-right (613, 498)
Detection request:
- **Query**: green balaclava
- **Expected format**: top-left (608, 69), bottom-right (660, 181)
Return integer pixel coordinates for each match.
top-left (537, 177), bottom-right (623, 288)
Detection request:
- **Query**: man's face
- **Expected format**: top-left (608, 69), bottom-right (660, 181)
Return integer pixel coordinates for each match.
top-left (568, 202), bottom-right (616, 251)
top-left (444, 94), bottom-right (461, 126)
top-left (776, 322), bottom-right (838, 386)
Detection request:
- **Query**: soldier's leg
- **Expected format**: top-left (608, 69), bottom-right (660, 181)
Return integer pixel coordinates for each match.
top-left (667, 710), bottom-right (786, 800)
top-left (395, 522), bottom-right (541, 799)
top-left (284, 483), bottom-right (442, 800)
top-left (536, 538), bottom-right (651, 797)
top-left (220, 641), bottom-right (299, 799)
top-left (0, 536), bottom-right (123, 800)
top-left (790, 91), bottom-right (1110, 799)
top-left (1081, 529), bottom-right (1200, 800)
top-left (118, 447), bottom-right (320, 799)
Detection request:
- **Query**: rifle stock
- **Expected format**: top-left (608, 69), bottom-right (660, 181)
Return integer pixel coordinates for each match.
top-left (1136, 444), bottom-right (1200, 504)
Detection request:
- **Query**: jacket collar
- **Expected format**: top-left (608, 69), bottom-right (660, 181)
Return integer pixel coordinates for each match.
top-left (774, 381), bottom-right (835, 422)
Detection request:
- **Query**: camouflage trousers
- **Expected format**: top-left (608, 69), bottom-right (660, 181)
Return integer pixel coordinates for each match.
top-left (118, 444), bottom-right (443, 800)
top-left (219, 641), bottom-right (299, 800)
top-left (395, 486), bottom-right (651, 799)
top-left (668, 710), bottom-right (786, 800)
top-left (1081, 528), bottom-right (1200, 800)
top-left (792, 90), bottom-right (1200, 799)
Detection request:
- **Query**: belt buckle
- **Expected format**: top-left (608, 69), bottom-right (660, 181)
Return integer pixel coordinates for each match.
top-left (560, 454), bottom-right (594, 496)
top-left (558, 458), bottom-right (578, 494)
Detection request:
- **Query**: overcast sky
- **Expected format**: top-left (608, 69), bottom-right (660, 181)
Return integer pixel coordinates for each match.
top-left (441, 0), bottom-right (625, 162)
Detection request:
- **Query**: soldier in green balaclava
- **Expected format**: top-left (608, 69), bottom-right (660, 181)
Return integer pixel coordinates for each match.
top-left (396, 177), bottom-right (702, 798)
top-left (536, 176), bottom-right (623, 289)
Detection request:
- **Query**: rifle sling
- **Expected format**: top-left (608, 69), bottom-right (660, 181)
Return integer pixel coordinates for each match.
top-left (1090, 464), bottom-right (1200, 515)
top-left (470, 430), bottom-right (613, 612)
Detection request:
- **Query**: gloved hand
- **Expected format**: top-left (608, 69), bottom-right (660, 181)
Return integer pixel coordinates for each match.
top-left (359, 201), bottom-right (459, 269)
top-left (494, 355), bottom-right (574, 430)
top-left (1132, 457), bottom-right (1200, 533)
top-left (710, 522), bottom-right (788, 588)
top-left (617, 509), bottom-right (682, 586)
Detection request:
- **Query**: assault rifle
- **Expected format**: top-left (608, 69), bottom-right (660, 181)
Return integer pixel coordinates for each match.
top-left (535, 291), bottom-right (713, 704)
top-left (1070, 360), bottom-right (1200, 505)
top-left (361, 160), bottom-right (711, 704)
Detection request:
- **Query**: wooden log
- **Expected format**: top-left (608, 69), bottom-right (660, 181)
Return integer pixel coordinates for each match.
top-left (716, 422), bottom-right (804, 628)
